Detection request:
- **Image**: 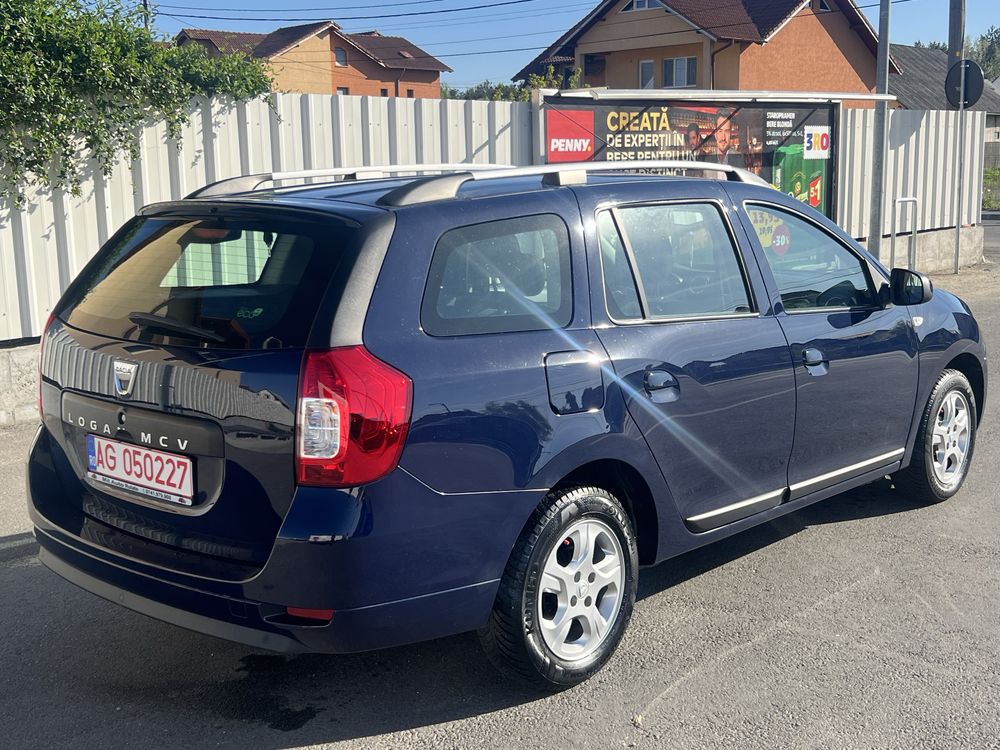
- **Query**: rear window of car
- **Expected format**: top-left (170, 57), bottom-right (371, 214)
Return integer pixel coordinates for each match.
top-left (421, 214), bottom-right (573, 336)
top-left (61, 215), bottom-right (354, 350)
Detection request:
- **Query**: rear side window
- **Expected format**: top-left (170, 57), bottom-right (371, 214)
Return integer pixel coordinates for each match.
top-left (421, 214), bottom-right (573, 336)
top-left (62, 215), bottom-right (354, 350)
top-left (600, 203), bottom-right (753, 320)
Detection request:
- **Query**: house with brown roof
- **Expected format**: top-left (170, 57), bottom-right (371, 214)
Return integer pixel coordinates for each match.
top-left (514, 0), bottom-right (896, 105)
top-left (177, 22), bottom-right (450, 98)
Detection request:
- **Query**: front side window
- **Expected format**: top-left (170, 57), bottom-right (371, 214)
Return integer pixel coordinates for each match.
top-left (600, 203), bottom-right (753, 320)
top-left (639, 59), bottom-right (655, 88)
top-left (746, 204), bottom-right (877, 310)
top-left (663, 56), bottom-right (698, 88)
top-left (335, 47), bottom-right (348, 66)
top-left (421, 214), bottom-right (573, 336)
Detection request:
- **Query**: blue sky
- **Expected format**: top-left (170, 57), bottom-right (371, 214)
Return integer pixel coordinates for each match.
top-left (151, 0), bottom-right (998, 87)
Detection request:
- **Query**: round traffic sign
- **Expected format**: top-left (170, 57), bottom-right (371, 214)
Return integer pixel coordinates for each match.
top-left (945, 60), bottom-right (985, 109)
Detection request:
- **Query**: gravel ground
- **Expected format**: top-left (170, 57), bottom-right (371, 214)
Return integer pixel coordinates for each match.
top-left (1, 262), bottom-right (998, 750)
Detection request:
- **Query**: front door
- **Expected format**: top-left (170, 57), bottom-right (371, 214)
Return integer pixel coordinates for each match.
top-left (736, 198), bottom-right (920, 498)
top-left (578, 182), bottom-right (797, 532)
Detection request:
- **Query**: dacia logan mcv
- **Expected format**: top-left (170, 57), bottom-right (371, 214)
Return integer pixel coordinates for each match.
top-left (28, 162), bottom-right (986, 688)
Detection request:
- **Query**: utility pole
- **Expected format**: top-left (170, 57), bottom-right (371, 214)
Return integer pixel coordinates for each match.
top-left (867, 0), bottom-right (891, 262)
top-left (950, 0), bottom-right (966, 274)
top-left (142, 0), bottom-right (151, 33)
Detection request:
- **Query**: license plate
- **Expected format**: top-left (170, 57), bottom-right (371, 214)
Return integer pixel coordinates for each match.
top-left (86, 434), bottom-right (194, 506)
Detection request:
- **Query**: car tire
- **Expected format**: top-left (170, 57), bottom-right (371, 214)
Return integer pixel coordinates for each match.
top-left (894, 369), bottom-right (977, 504)
top-left (478, 485), bottom-right (638, 690)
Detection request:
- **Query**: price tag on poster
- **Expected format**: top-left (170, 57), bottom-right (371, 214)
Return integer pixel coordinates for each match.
top-left (804, 126), bottom-right (831, 160)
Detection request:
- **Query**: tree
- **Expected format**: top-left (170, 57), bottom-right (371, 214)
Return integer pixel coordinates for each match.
top-left (968, 25), bottom-right (1000, 82)
top-left (913, 27), bottom-right (1000, 82)
top-left (442, 65), bottom-right (584, 102)
top-left (0, 0), bottom-right (272, 203)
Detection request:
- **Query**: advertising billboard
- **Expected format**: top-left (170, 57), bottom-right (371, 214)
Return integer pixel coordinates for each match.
top-left (542, 95), bottom-right (838, 218)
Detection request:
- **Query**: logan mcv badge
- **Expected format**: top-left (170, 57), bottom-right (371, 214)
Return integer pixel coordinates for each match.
top-left (113, 360), bottom-right (138, 399)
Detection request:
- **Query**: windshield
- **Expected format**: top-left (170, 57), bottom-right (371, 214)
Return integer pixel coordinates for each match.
top-left (62, 214), bottom-right (355, 350)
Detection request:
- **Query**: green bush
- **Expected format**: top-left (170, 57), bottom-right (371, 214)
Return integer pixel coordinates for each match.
top-left (984, 167), bottom-right (1000, 211)
top-left (0, 0), bottom-right (272, 204)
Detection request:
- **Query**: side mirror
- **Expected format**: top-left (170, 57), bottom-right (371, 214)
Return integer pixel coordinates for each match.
top-left (889, 267), bottom-right (934, 306)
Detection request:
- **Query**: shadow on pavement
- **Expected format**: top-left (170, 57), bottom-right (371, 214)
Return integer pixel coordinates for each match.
top-left (0, 528), bottom-right (542, 747)
top-left (638, 478), bottom-right (916, 600)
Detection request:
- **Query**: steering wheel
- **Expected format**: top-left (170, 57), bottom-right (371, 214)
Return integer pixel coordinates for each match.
top-left (816, 281), bottom-right (856, 308)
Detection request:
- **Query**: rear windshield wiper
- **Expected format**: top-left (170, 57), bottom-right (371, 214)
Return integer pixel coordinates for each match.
top-left (128, 312), bottom-right (226, 345)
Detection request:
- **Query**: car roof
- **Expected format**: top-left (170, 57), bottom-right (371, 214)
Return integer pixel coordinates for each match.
top-left (224, 172), bottom-right (751, 209)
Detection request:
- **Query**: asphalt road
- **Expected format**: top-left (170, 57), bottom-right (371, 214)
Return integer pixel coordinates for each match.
top-left (2, 264), bottom-right (999, 749)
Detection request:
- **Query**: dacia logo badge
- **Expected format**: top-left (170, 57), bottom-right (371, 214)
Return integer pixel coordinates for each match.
top-left (113, 360), bottom-right (138, 399)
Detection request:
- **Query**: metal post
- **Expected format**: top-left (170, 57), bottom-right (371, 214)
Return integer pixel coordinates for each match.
top-left (890, 197), bottom-right (919, 269)
top-left (867, 0), bottom-right (892, 262)
top-left (954, 60), bottom-right (967, 274)
top-left (950, 0), bottom-right (966, 273)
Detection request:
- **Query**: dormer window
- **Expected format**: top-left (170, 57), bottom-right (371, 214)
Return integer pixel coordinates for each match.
top-left (621, 0), bottom-right (666, 11)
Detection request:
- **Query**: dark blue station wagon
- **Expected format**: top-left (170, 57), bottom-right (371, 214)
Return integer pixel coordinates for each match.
top-left (28, 162), bottom-right (986, 688)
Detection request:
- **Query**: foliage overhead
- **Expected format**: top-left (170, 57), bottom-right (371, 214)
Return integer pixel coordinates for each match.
top-left (443, 65), bottom-right (584, 102)
top-left (0, 0), bottom-right (272, 203)
top-left (914, 26), bottom-right (1000, 81)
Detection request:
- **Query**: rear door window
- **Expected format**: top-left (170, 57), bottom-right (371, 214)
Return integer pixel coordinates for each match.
top-left (421, 214), bottom-right (573, 336)
top-left (61, 215), bottom-right (355, 350)
top-left (599, 203), bottom-right (753, 320)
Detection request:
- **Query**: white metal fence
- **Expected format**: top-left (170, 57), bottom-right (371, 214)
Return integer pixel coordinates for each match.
top-left (0, 93), bottom-right (532, 342)
top-left (837, 108), bottom-right (986, 239)
top-left (0, 96), bottom-right (987, 344)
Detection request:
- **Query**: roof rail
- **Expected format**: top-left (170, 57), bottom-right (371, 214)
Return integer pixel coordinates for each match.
top-left (185, 163), bottom-right (506, 199)
top-left (377, 160), bottom-right (771, 207)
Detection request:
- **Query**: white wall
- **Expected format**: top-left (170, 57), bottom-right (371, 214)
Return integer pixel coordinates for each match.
top-left (837, 108), bottom-right (986, 241)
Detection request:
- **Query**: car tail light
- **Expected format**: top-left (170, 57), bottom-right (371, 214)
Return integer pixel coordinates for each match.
top-left (296, 346), bottom-right (412, 487)
top-left (38, 312), bottom-right (55, 419)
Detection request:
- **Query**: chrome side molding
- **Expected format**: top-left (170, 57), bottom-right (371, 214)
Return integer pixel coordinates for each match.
top-left (789, 448), bottom-right (905, 496)
top-left (684, 489), bottom-right (785, 533)
top-left (684, 447), bottom-right (906, 533)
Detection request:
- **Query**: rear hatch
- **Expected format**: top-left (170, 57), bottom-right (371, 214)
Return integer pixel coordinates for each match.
top-left (39, 204), bottom-right (360, 579)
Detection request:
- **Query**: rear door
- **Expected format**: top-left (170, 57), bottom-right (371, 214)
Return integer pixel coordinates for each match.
top-left (576, 180), bottom-right (797, 532)
top-left (41, 205), bottom-right (361, 577)
top-left (733, 194), bottom-right (919, 498)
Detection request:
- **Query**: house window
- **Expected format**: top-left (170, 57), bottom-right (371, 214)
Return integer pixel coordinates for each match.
top-left (407, 89), bottom-right (415, 98)
top-left (621, 0), bottom-right (665, 11)
top-left (815, 0), bottom-right (832, 10)
top-left (336, 87), bottom-right (350, 95)
top-left (663, 56), bottom-right (698, 88)
top-left (380, 88), bottom-right (389, 97)
top-left (335, 47), bottom-right (347, 66)
top-left (639, 59), bottom-right (655, 89)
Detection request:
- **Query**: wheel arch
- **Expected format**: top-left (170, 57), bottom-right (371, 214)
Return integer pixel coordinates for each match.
top-left (550, 459), bottom-right (659, 566)
top-left (945, 352), bottom-right (986, 425)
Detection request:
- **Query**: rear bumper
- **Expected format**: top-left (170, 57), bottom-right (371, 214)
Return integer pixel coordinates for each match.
top-left (33, 523), bottom-right (498, 653)
top-left (28, 425), bottom-right (541, 654)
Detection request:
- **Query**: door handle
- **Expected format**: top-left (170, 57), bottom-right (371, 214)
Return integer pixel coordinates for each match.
top-left (644, 369), bottom-right (678, 392)
top-left (802, 348), bottom-right (827, 367)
